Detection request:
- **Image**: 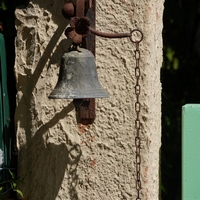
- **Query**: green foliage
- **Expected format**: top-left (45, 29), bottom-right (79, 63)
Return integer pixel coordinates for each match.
top-left (0, 1), bottom-right (7, 10)
top-left (8, 170), bottom-right (24, 199)
top-left (165, 47), bottom-right (180, 70)
top-left (0, 0), bottom-right (29, 10)
top-left (0, 170), bottom-right (24, 199)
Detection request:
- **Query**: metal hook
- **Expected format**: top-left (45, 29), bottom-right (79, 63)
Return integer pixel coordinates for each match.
top-left (89, 27), bottom-right (144, 42)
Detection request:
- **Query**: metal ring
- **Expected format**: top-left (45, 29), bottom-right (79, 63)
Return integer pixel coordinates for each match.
top-left (130, 29), bottom-right (143, 43)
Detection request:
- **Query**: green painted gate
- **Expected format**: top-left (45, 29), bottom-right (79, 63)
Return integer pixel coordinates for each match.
top-left (0, 33), bottom-right (10, 182)
top-left (182, 104), bottom-right (200, 200)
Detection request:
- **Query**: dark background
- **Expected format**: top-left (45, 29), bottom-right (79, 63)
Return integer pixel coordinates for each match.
top-left (161, 0), bottom-right (200, 199)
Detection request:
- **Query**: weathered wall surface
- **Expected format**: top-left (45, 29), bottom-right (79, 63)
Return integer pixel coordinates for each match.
top-left (15, 0), bottom-right (163, 199)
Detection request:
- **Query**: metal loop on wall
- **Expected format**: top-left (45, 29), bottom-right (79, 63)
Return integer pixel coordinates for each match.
top-left (130, 29), bottom-right (144, 44)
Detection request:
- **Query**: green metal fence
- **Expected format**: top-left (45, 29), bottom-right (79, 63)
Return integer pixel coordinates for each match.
top-left (0, 33), bottom-right (10, 182)
top-left (182, 104), bottom-right (200, 200)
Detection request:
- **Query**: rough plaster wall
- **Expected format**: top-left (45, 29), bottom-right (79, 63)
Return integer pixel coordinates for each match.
top-left (15, 0), bottom-right (163, 199)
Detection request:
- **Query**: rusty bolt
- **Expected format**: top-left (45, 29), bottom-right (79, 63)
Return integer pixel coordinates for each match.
top-left (62, 3), bottom-right (75, 19)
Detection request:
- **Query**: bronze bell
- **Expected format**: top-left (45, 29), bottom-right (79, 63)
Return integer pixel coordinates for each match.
top-left (49, 48), bottom-right (109, 99)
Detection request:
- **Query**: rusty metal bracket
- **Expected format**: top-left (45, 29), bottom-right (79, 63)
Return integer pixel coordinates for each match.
top-left (63, 1), bottom-right (143, 43)
top-left (76, 0), bottom-right (85, 17)
top-left (62, 0), bottom-right (96, 125)
top-left (75, 0), bottom-right (96, 125)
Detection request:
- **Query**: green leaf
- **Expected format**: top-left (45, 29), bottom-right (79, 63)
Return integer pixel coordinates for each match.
top-left (9, 170), bottom-right (15, 179)
top-left (166, 47), bottom-right (175, 62)
top-left (1, 1), bottom-right (7, 10)
top-left (14, 189), bottom-right (24, 198)
top-left (173, 57), bottom-right (179, 70)
top-left (12, 182), bottom-right (17, 189)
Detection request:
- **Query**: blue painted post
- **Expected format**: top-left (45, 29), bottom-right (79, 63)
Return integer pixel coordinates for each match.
top-left (182, 104), bottom-right (200, 200)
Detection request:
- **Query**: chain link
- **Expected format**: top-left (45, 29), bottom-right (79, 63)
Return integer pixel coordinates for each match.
top-left (130, 30), bottom-right (143, 200)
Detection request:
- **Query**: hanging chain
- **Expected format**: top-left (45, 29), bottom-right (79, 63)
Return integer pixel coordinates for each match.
top-left (130, 29), bottom-right (143, 200)
top-left (135, 42), bottom-right (142, 200)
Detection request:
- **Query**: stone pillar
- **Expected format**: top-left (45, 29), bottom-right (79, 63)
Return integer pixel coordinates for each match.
top-left (15, 0), bottom-right (163, 199)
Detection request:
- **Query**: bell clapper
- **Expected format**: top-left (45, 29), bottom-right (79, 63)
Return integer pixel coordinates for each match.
top-left (73, 99), bottom-right (84, 111)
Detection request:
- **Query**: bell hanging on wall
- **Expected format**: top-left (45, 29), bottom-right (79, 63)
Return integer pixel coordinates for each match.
top-left (49, 47), bottom-right (109, 99)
